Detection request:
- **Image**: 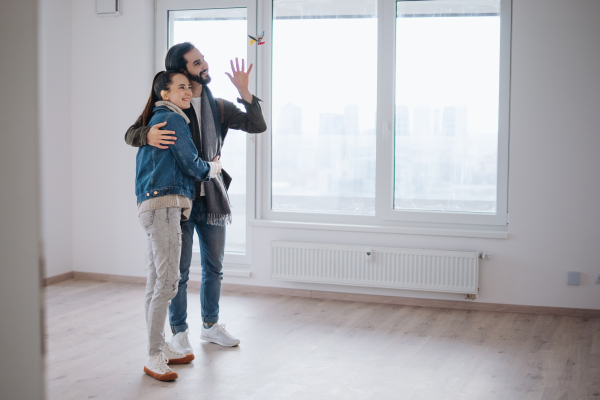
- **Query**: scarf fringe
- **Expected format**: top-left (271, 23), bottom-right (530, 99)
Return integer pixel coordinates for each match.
top-left (206, 213), bottom-right (232, 227)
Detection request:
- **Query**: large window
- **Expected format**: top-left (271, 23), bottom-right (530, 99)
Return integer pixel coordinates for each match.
top-left (267, 0), bottom-right (510, 227)
top-left (394, 1), bottom-right (500, 215)
top-left (157, 0), bottom-right (257, 263)
top-left (170, 8), bottom-right (249, 253)
top-left (156, 0), bottom-right (511, 251)
top-left (271, 0), bottom-right (378, 215)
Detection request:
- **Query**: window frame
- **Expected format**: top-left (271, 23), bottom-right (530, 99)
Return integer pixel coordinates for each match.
top-left (259, 0), bottom-right (381, 226)
top-left (157, 0), bottom-right (512, 239)
top-left (376, 0), bottom-right (511, 226)
top-left (156, 0), bottom-right (258, 264)
top-left (260, 0), bottom-right (511, 229)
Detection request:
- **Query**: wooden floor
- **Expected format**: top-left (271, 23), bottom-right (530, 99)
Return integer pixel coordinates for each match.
top-left (44, 279), bottom-right (600, 400)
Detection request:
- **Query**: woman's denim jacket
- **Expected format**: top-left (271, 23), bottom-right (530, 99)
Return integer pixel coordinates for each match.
top-left (135, 106), bottom-right (211, 204)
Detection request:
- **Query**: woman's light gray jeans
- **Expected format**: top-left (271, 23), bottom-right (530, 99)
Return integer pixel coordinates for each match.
top-left (139, 207), bottom-right (182, 356)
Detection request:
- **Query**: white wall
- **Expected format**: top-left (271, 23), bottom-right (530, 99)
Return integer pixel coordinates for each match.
top-left (68, 0), bottom-right (600, 310)
top-left (39, 0), bottom-right (73, 278)
top-left (0, 0), bottom-right (45, 398)
top-left (71, 0), bottom-right (154, 278)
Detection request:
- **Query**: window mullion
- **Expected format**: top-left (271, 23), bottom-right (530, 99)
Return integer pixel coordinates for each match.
top-left (375, 0), bottom-right (396, 221)
top-left (496, 0), bottom-right (512, 224)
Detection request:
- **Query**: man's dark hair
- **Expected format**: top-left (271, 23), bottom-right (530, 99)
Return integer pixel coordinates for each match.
top-left (165, 42), bottom-right (195, 71)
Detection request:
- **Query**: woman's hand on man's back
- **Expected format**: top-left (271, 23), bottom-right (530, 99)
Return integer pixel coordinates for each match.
top-left (212, 155), bottom-right (222, 174)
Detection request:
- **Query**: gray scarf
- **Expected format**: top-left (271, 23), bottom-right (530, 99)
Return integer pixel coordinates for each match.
top-left (199, 89), bottom-right (232, 226)
top-left (155, 100), bottom-right (190, 123)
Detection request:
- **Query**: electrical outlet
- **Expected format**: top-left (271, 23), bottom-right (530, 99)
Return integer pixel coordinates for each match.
top-left (568, 271), bottom-right (581, 285)
top-left (595, 274), bottom-right (600, 285)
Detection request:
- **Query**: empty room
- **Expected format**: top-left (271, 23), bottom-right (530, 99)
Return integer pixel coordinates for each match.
top-left (1, 0), bottom-right (599, 399)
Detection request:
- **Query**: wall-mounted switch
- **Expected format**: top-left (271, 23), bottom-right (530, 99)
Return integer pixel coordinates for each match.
top-left (567, 271), bottom-right (581, 285)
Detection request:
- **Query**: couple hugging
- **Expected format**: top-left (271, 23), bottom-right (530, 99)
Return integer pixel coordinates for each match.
top-left (126, 42), bottom-right (266, 381)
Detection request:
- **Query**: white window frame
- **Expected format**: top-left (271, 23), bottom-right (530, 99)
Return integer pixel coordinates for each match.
top-left (156, 0), bottom-right (258, 265)
top-left (258, 0), bottom-right (380, 227)
top-left (258, 0), bottom-right (511, 232)
top-left (376, 0), bottom-right (511, 226)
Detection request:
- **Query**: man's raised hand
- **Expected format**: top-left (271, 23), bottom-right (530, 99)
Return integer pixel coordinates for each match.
top-left (147, 121), bottom-right (177, 149)
top-left (225, 57), bottom-right (253, 103)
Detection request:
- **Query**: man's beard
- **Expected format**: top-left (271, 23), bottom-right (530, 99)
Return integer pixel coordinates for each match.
top-left (189, 70), bottom-right (211, 85)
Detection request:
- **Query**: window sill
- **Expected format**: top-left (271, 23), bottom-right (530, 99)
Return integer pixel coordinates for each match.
top-left (248, 219), bottom-right (508, 239)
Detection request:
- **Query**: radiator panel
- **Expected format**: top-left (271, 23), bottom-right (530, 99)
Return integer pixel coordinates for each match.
top-left (271, 241), bottom-right (479, 295)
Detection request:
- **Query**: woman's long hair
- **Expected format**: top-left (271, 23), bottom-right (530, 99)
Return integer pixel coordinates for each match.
top-left (137, 70), bottom-right (182, 127)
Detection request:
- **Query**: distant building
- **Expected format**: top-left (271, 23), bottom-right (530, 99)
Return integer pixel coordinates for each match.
top-left (319, 105), bottom-right (360, 135)
top-left (277, 102), bottom-right (302, 135)
top-left (319, 113), bottom-right (344, 135)
top-left (432, 108), bottom-right (441, 136)
top-left (442, 105), bottom-right (468, 136)
top-left (343, 105), bottom-right (359, 135)
top-left (413, 106), bottom-right (432, 136)
top-left (395, 105), bottom-right (410, 136)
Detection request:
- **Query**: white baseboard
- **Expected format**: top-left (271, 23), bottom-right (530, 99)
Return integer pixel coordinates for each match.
top-left (41, 271), bottom-right (600, 319)
top-left (42, 271), bottom-right (74, 286)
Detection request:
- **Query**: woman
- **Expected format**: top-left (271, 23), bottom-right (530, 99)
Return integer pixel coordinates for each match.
top-left (135, 70), bottom-right (221, 381)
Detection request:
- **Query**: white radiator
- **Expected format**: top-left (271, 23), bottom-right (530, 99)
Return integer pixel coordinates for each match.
top-left (271, 241), bottom-right (479, 295)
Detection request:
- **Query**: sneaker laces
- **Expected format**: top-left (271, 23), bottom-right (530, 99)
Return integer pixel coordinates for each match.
top-left (164, 341), bottom-right (185, 357)
top-left (179, 331), bottom-right (191, 348)
top-left (214, 323), bottom-right (233, 338)
top-left (149, 352), bottom-right (172, 374)
top-left (159, 352), bottom-right (169, 366)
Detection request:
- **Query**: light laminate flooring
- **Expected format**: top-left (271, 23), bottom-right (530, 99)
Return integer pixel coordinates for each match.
top-left (44, 279), bottom-right (600, 400)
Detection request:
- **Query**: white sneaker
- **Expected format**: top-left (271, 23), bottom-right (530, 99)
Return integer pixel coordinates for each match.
top-left (163, 341), bottom-right (194, 365)
top-left (200, 323), bottom-right (240, 347)
top-left (171, 330), bottom-right (194, 355)
top-left (144, 352), bottom-right (178, 381)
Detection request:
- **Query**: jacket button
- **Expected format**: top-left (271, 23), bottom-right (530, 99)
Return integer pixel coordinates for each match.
top-left (154, 191), bottom-right (158, 195)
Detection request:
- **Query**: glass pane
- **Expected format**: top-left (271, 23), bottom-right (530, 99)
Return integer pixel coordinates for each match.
top-left (394, 0), bottom-right (500, 214)
top-left (169, 8), bottom-right (247, 253)
top-left (272, 0), bottom-right (377, 215)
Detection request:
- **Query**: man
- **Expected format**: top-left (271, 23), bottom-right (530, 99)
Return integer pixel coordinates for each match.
top-left (125, 42), bottom-right (266, 354)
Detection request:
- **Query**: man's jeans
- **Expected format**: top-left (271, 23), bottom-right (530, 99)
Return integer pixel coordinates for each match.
top-left (169, 198), bottom-right (225, 333)
top-left (139, 207), bottom-right (182, 356)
